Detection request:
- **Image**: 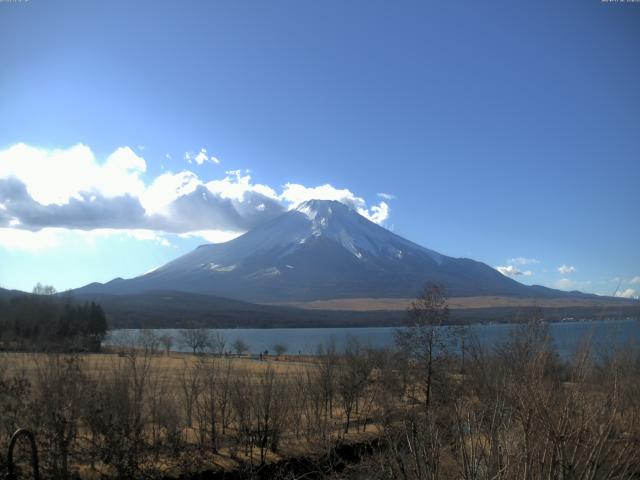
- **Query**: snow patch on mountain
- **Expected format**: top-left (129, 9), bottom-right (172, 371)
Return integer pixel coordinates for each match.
top-left (208, 263), bottom-right (237, 272)
top-left (247, 267), bottom-right (281, 279)
top-left (292, 199), bottom-right (442, 263)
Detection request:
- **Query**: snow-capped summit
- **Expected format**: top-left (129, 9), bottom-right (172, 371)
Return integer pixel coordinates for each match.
top-left (289, 199), bottom-right (443, 263)
top-left (74, 199), bottom-right (574, 302)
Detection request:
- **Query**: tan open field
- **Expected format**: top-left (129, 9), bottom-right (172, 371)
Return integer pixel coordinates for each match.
top-left (2, 334), bottom-right (639, 479)
top-left (1, 350), bottom-right (314, 382)
top-left (270, 295), bottom-right (635, 311)
top-left (0, 350), bottom-right (380, 478)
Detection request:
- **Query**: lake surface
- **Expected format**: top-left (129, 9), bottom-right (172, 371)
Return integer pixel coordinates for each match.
top-left (105, 318), bottom-right (640, 358)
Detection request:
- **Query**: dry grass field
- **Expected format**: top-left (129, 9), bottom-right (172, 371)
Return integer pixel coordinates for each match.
top-left (1, 318), bottom-right (639, 479)
top-left (0, 347), bottom-right (383, 479)
top-left (273, 295), bottom-right (637, 311)
top-left (1, 350), bottom-right (313, 381)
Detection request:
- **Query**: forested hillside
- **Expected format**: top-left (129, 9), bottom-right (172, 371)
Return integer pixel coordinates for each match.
top-left (0, 286), bottom-right (108, 351)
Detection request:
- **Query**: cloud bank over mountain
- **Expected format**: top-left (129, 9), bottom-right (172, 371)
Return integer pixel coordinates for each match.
top-left (0, 143), bottom-right (390, 247)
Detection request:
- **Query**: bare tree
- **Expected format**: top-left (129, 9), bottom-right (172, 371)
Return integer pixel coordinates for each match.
top-left (272, 343), bottom-right (288, 357)
top-left (158, 334), bottom-right (173, 355)
top-left (396, 283), bottom-right (449, 413)
top-left (336, 337), bottom-right (372, 434)
top-left (232, 338), bottom-right (249, 356)
top-left (251, 366), bottom-right (290, 463)
top-left (81, 347), bottom-right (156, 478)
top-left (209, 331), bottom-right (226, 356)
top-left (317, 338), bottom-right (338, 424)
top-left (32, 282), bottom-right (57, 295)
top-left (296, 367), bottom-right (332, 444)
top-left (180, 328), bottom-right (211, 355)
top-left (194, 357), bottom-right (226, 453)
top-left (137, 329), bottom-right (160, 355)
top-left (215, 358), bottom-right (235, 435)
top-left (229, 369), bottom-right (253, 459)
top-left (179, 359), bottom-right (202, 428)
top-left (31, 354), bottom-right (86, 479)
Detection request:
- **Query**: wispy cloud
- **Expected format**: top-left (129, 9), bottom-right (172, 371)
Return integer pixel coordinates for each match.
top-left (185, 148), bottom-right (220, 165)
top-left (509, 257), bottom-right (539, 265)
top-left (377, 192), bottom-right (395, 200)
top-left (554, 278), bottom-right (592, 291)
top-left (555, 278), bottom-right (575, 290)
top-left (630, 276), bottom-right (640, 285)
top-left (558, 264), bottom-right (576, 275)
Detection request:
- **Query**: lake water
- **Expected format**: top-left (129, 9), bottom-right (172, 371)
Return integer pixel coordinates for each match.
top-left (105, 318), bottom-right (640, 358)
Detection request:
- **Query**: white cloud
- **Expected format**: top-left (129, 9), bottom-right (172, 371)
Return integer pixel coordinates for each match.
top-left (280, 183), bottom-right (389, 225)
top-left (0, 143), bottom-right (393, 246)
top-left (141, 171), bottom-right (201, 216)
top-left (0, 143), bottom-right (145, 205)
top-left (206, 170), bottom-right (278, 203)
top-left (630, 276), bottom-right (640, 285)
top-left (100, 147), bottom-right (147, 198)
top-left (194, 150), bottom-right (208, 165)
top-left (615, 288), bottom-right (638, 299)
top-left (185, 148), bottom-right (220, 165)
top-left (509, 257), bottom-right (540, 265)
top-left (139, 170), bottom-right (285, 234)
top-left (558, 264), bottom-right (576, 275)
top-left (358, 201), bottom-right (390, 224)
top-left (0, 143), bottom-right (93, 205)
top-left (280, 183), bottom-right (365, 209)
top-left (377, 192), bottom-right (395, 200)
top-left (496, 265), bottom-right (533, 277)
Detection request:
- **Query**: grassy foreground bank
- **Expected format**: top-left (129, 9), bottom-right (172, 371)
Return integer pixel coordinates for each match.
top-left (1, 321), bottom-right (639, 479)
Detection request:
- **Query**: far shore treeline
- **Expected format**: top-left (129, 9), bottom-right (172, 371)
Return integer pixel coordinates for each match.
top-left (0, 283), bottom-right (108, 351)
top-left (1, 283), bottom-right (639, 336)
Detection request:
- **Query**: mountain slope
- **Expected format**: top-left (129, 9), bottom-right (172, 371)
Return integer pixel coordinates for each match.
top-left (74, 200), bottom-right (594, 302)
top-left (0, 287), bottom-right (27, 298)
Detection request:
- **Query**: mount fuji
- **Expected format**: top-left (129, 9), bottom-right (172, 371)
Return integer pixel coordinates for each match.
top-left (75, 199), bottom-right (590, 303)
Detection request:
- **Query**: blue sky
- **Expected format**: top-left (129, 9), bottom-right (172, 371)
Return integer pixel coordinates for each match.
top-left (0, 0), bottom-right (638, 297)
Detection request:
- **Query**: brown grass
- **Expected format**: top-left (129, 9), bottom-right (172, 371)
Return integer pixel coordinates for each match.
top-left (0, 350), bottom-right (313, 384)
top-left (269, 295), bottom-right (637, 311)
